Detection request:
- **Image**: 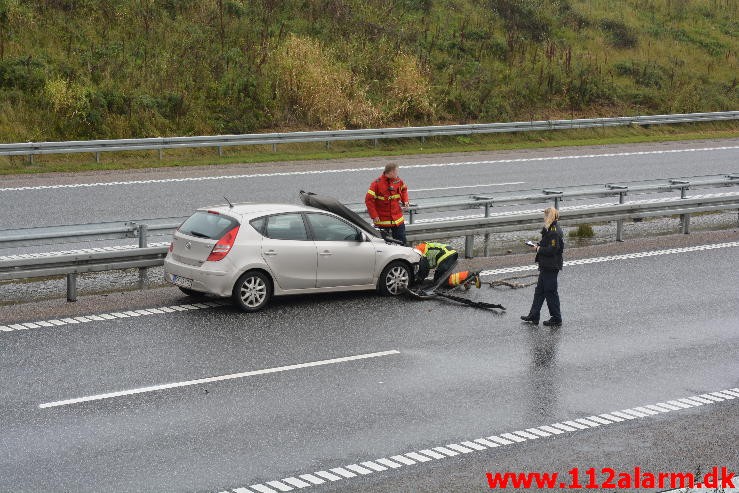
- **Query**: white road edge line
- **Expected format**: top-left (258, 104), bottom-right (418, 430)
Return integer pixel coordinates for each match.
top-left (38, 349), bottom-right (400, 409)
top-left (224, 388), bottom-right (738, 493)
top-left (3, 146), bottom-right (736, 192)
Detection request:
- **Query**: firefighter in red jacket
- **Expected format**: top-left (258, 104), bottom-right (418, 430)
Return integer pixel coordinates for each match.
top-left (365, 163), bottom-right (409, 245)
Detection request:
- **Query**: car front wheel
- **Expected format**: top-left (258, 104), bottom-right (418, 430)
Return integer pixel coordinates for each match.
top-left (232, 271), bottom-right (272, 312)
top-left (378, 260), bottom-right (411, 296)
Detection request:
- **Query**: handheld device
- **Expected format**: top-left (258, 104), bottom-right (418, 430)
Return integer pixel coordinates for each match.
top-left (525, 240), bottom-right (537, 247)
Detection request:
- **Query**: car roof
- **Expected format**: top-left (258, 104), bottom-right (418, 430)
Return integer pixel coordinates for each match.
top-left (197, 202), bottom-right (321, 218)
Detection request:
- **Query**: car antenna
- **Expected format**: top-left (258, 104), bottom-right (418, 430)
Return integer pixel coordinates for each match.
top-left (224, 196), bottom-right (234, 208)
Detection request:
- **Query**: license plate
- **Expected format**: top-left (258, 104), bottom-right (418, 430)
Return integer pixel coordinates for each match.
top-left (169, 274), bottom-right (192, 289)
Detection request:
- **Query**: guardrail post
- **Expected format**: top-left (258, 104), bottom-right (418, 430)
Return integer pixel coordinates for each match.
top-left (138, 224), bottom-right (148, 288)
top-left (158, 148), bottom-right (163, 160)
top-left (671, 180), bottom-right (690, 234)
top-left (607, 185), bottom-right (628, 242)
top-left (272, 143), bottom-right (277, 152)
top-left (95, 152), bottom-right (100, 164)
top-left (543, 190), bottom-right (563, 210)
top-left (373, 139), bottom-right (378, 148)
top-left (483, 202), bottom-right (491, 256)
top-left (408, 208), bottom-right (414, 224)
top-left (464, 235), bottom-right (474, 259)
top-left (218, 146), bottom-right (223, 158)
top-left (28, 153), bottom-right (34, 165)
top-left (67, 273), bottom-right (77, 302)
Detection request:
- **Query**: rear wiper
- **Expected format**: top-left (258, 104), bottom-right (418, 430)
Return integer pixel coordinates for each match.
top-left (187, 230), bottom-right (210, 239)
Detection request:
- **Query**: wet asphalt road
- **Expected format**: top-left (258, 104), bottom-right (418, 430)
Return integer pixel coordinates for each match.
top-left (0, 240), bottom-right (737, 492)
top-left (1, 139), bottom-right (738, 229)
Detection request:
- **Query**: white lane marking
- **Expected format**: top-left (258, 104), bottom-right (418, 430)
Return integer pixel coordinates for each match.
top-left (585, 415), bottom-right (614, 424)
top-left (411, 182), bottom-right (525, 192)
top-left (313, 470), bottom-right (342, 481)
top-left (4, 242), bottom-right (736, 336)
top-left (360, 461), bottom-right (388, 472)
top-left (525, 428), bottom-right (552, 437)
top-left (3, 146), bottom-right (737, 192)
top-left (405, 452), bottom-right (433, 463)
top-left (345, 464), bottom-right (373, 475)
top-left (281, 477), bottom-right (311, 488)
top-left (474, 438), bottom-right (500, 448)
top-left (374, 458), bottom-right (403, 469)
top-left (0, 242), bottom-right (170, 262)
top-left (1, 301), bottom-right (229, 334)
top-left (481, 242), bottom-right (739, 276)
top-left (266, 480), bottom-right (294, 491)
top-left (251, 485), bottom-right (277, 493)
top-left (328, 468), bottom-right (356, 479)
top-left (223, 389), bottom-right (738, 493)
top-left (298, 474), bottom-right (325, 485)
top-left (549, 422), bottom-right (579, 432)
top-left (598, 413), bottom-right (624, 422)
top-left (388, 455), bottom-right (416, 466)
top-left (487, 435), bottom-right (514, 445)
top-left (537, 425), bottom-right (565, 435)
top-left (38, 349), bottom-right (400, 409)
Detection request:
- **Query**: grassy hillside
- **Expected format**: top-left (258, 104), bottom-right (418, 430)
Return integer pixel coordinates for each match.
top-left (0, 0), bottom-right (736, 143)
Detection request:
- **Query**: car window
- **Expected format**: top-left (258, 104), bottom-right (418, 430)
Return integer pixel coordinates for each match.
top-left (179, 211), bottom-right (239, 240)
top-left (264, 213), bottom-right (309, 241)
top-left (307, 213), bottom-right (361, 242)
top-left (250, 217), bottom-right (265, 235)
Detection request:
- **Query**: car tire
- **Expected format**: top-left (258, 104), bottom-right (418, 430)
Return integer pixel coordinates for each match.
top-left (378, 260), bottom-right (411, 296)
top-left (232, 270), bottom-right (272, 312)
top-left (178, 287), bottom-right (205, 297)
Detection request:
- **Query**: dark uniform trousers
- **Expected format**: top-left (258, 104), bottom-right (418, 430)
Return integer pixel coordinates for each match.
top-left (529, 268), bottom-right (561, 322)
top-left (381, 223), bottom-right (406, 246)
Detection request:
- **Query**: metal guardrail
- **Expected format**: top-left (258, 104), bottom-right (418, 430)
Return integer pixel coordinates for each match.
top-left (1, 111), bottom-right (737, 163)
top-left (0, 175), bottom-right (739, 301)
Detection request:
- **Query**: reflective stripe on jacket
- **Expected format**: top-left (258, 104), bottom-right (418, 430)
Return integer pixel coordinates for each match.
top-left (422, 242), bottom-right (455, 268)
top-left (365, 174), bottom-right (408, 226)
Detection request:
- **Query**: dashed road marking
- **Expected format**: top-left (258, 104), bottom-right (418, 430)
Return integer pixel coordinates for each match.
top-left (38, 350), bottom-right (400, 409)
top-left (216, 388), bottom-right (739, 493)
top-left (2, 146), bottom-right (736, 192)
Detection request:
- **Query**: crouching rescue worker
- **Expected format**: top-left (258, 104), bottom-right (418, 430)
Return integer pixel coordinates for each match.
top-left (414, 242), bottom-right (481, 290)
top-left (365, 162), bottom-right (409, 245)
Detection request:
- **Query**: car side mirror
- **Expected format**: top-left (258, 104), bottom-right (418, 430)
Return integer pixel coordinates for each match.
top-left (356, 231), bottom-right (366, 242)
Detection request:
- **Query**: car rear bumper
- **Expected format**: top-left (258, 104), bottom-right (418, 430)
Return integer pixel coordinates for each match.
top-left (163, 256), bottom-right (233, 297)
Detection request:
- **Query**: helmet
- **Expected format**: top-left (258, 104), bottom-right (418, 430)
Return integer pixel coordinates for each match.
top-left (413, 243), bottom-right (427, 256)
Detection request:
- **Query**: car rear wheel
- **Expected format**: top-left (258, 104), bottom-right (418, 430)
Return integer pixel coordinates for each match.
top-left (232, 271), bottom-right (272, 312)
top-left (378, 260), bottom-right (411, 296)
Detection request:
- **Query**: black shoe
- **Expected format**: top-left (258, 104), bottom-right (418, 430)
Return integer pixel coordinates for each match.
top-left (521, 315), bottom-right (539, 324)
top-left (543, 318), bottom-right (562, 327)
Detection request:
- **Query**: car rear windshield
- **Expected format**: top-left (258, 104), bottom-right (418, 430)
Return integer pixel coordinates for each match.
top-left (178, 211), bottom-right (240, 240)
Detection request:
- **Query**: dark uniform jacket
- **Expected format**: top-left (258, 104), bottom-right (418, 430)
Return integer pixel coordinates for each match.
top-left (535, 222), bottom-right (564, 271)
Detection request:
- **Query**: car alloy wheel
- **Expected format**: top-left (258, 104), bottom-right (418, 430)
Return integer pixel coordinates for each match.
top-left (379, 260), bottom-right (411, 296)
top-left (233, 271), bottom-right (272, 312)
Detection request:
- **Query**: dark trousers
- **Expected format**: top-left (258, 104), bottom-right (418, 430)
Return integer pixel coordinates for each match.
top-left (381, 223), bottom-right (406, 245)
top-left (528, 269), bottom-right (562, 322)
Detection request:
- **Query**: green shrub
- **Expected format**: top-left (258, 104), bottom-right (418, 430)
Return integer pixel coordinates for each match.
top-left (569, 224), bottom-right (595, 238)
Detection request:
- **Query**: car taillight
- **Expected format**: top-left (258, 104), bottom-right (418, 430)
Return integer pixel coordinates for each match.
top-left (207, 225), bottom-right (239, 261)
top-left (168, 240), bottom-right (174, 253)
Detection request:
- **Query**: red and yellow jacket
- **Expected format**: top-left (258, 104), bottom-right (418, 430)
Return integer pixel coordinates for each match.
top-left (365, 174), bottom-right (409, 227)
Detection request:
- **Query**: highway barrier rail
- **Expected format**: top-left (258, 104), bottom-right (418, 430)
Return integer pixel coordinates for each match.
top-left (1, 173), bottom-right (738, 301)
top-left (1, 111), bottom-right (737, 163)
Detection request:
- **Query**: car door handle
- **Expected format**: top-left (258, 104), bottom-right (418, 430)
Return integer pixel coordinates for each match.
top-left (319, 251), bottom-right (332, 256)
top-left (264, 250), bottom-right (278, 256)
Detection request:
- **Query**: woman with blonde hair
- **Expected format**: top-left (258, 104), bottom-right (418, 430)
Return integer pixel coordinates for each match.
top-left (521, 207), bottom-right (564, 326)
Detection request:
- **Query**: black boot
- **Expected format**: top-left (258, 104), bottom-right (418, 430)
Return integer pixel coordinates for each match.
top-left (543, 318), bottom-right (562, 327)
top-left (521, 315), bottom-right (539, 324)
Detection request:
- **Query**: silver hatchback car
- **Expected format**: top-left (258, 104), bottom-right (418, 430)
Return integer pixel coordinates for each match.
top-left (164, 193), bottom-right (421, 311)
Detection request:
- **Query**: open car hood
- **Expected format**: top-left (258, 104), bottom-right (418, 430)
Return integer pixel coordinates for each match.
top-left (299, 190), bottom-right (380, 238)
